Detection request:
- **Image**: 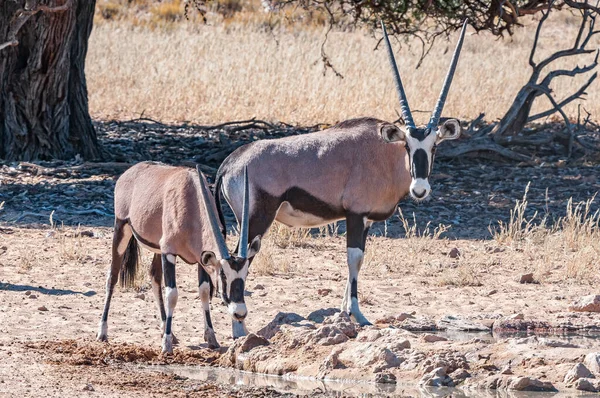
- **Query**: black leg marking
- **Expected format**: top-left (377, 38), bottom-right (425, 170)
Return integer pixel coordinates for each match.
top-left (204, 310), bottom-right (213, 329)
top-left (162, 254), bottom-right (177, 337)
top-left (150, 254), bottom-right (166, 324)
top-left (100, 219), bottom-right (129, 326)
top-left (351, 278), bottom-right (358, 300)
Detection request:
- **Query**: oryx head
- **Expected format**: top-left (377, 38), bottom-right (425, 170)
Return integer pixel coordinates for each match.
top-left (197, 166), bottom-right (260, 322)
top-left (381, 20), bottom-right (467, 201)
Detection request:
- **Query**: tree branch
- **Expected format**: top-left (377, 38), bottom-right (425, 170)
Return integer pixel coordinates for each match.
top-left (528, 71), bottom-right (597, 121)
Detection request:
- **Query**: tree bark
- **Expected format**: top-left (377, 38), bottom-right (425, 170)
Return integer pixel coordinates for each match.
top-left (0, 0), bottom-right (100, 161)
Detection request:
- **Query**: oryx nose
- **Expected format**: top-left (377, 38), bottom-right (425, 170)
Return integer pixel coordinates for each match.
top-left (412, 187), bottom-right (427, 198)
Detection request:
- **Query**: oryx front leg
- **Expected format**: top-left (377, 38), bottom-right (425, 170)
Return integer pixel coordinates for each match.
top-left (161, 253), bottom-right (178, 354)
top-left (199, 267), bottom-right (219, 349)
top-left (343, 214), bottom-right (372, 326)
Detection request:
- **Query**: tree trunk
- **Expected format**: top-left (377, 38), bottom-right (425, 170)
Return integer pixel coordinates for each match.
top-left (0, 0), bottom-right (100, 161)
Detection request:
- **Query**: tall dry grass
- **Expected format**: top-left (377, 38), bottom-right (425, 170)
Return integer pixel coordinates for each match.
top-left (86, 8), bottom-right (600, 125)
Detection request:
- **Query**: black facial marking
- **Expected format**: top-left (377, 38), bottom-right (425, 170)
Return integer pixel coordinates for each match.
top-left (413, 149), bottom-right (429, 179)
top-left (230, 278), bottom-right (245, 303)
top-left (408, 127), bottom-right (429, 142)
top-left (351, 278), bottom-right (358, 299)
top-left (220, 269), bottom-right (229, 304)
top-left (228, 257), bottom-right (247, 272)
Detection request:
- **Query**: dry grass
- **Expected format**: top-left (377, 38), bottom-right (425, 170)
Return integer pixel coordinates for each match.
top-left (87, 9), bottom-right (600, 125)
top-left (492, 187), bottom-right (600, 283)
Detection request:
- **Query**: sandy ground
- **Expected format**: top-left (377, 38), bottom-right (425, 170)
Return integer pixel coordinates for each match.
top-left (2, 224), bottom-right (600, 396)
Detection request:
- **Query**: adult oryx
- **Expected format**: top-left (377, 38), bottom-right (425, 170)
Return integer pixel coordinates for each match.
top-left (214, 21), bottom-right (468, 325)
top-left (97, 162), bottom-right (260, 352)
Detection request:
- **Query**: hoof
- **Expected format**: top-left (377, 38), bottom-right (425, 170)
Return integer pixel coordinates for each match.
top-left (96, 333), bottom-right (108, 342)
top-left (162, 334), bottom-right (174, 354)
top-left (350, 312), bottom-right (372, 327)
top-left (97, 322), bottom-right (108, 342)
top-left (204, 329), bottom-right (220, 349)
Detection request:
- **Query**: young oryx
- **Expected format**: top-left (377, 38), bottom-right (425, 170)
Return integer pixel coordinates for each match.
top-left (96, 162), bottom-right (260, 353)
top-left (214, 21), bottom-right (467, 326)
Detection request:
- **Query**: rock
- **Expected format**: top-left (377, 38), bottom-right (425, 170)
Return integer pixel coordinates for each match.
top-left (317, 288), bottom-right (331, 297)
top-left (519, 273), bottom-right (535, 284)
top-left (80, 230), bottom-right (94, 237)
top-left (307, 308), bottom-right (340, 324)
top-left (400, 316), bottom-right (438, 332)
top-left (254, 284), bottom-right (265, 290)
top-left (134, 293), bottom-right (145, 300)
top-left (82, 383), bottom-right (94, 391)
top-left (421, 334), bottom-right (448, 343)
top-left (564, 363), bottom-right (594, 385)
top-left (492, 319), bottom-right (552, 336)
top-left (28, 294), bottom-right (37, 299)
top-left (317, 346), bottom-right (343, 378)
top-left (38, 306), bottom-right (48, 311)
top-left (570, 295), bottom-right (600, 312)
top-left (508, 313), bottom-right (524, 320)
top-left (437, 315), bottom-right (490, 332)
top-left (509, 377), bottom-right (556, 391)
top-left (397, 313), bottom-right (414, 322)
top-left (449, 248), bottom-right (460, 258)
top-left (25, 291), bottom-right (31, 296)
top-left (501, 366), bottom-right (513, 375)
top-left (257, 312), bottom-right (306, 339)
top-left (305, 325), bottom-right (349, 346)
top-left (323, 312), bottom-right (357, 338)
top-left (487, 289), bottom-right (498, 296)
top-left (239, 333), bottom-right (269, 353)
top-left (356, 329), bottom-right (383, 342)
top-left (338, 342), bottom-right (401, 372)
top-left (538, 338), bottom-right (579, 348)
top-left (449, 368), bottom-right (471, 383)
top-left (375, 372), bottom-right (396, 384)
top-left (575, 378), bottom-right (600, 392)
top-left (584, 353), bottom-right (600, 374)
top-left (420, 367), bottom-right (453, 387)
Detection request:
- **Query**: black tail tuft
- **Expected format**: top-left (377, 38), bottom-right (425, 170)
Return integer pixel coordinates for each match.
top-left (119, 236), bottom-right (140, 288)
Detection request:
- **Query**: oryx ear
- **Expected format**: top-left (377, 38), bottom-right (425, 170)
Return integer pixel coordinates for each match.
top-left (436, 119), bottom-right (461, 143)
top-left (247, 235), bottom-right (261, 259)
top-left (201, 251), bottom-right (219, 270)
top-left (380, 124), bottom-right (405, 143)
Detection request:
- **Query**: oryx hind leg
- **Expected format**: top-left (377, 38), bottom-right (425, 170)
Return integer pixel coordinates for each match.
top-left (149, 254), bottom-right (178, 344)
top-left (198, 266), bottom-right (219, 348)
top-left (342, 214), bottom-right (372, 326)
top-left (97, 218), bottom-right (133, 341)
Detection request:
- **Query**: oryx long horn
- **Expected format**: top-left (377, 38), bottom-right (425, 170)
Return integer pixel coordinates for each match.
top-left (238, 166), bottom-right (250, 258)
top-left (428, 19), bottom-right (468, 130)
top-left (196, 165), bottom-right (230, 260)
top-left (381, 20), bottom-right (415, 129)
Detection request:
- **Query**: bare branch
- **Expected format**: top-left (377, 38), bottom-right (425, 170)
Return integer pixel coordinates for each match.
top-left (528, 71), bottom-right (598, 121)
top-left (529, 1), bottom-right (553, 68)
top-left (539, 49), bottom-right (599, 86)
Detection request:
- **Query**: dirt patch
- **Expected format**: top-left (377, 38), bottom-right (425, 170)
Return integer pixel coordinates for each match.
top-left (25, 339), bottom-right (221, 366)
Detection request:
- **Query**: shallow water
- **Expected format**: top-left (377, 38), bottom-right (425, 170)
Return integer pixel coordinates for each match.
top-left (152, 364), bottom-right (599, 398)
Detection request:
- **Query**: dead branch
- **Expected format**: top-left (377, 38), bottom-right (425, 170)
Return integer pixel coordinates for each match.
top-left (438, 137), bottom-right (536, 163)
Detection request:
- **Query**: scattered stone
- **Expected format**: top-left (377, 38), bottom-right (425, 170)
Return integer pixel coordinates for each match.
top-left (500, 366), bottom-right (513, 375)
top-left (400, 317), bottom-right (438, 332)
top-left (507, 313), bottom-right (524, 320)
top-left (421, 334), bottom-right (448, 343)
top-left (257, 312), bottom-right (306, 340)
top-left (584, 353), bottom-right (600, 374)
top-left (25, 291), bottom-right (31, 296)
top-left (45, 231), bottom-right (56, 238)
top-left (487, 289), bottom-right (498, 296)
top-left (80, 230), bottom-right (94, 237)
top-left (317, 288), bottom-right (331, 297)
top-left (448, 248), bottom-right (460, 258)
top-left (509, 377), bottom-right (556, 391)
top-left (420, 367), bottom-right (453, 387)
top-left (254, 284), bottom-right (265, 290)
top-left (38, 306), bottom-right (48, 311)
top-left (564, 363), bottom-right (594, 385)
top-left (307, 308), bottom-right (340, 324)
top-left (28, 294), bottom-right (37, 299)
top-left (134, 293), bottom-right (145, 300)
top-left (322, 312), bottom-right (357, 338)
top-left (375, 372), bottom-right (397, 384)
top-left (82, 383), bottom-right (94, 391)
top-left (239, 333), bottom-right (269, 353)
top-left (570, 295), bottom-right (600, 313)
top-left (519, 273), bottom-right (535, 284)
top-left (575, 378), bottom-right (600, 392)
top-left (437, 315), bottom-right (490, 332)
